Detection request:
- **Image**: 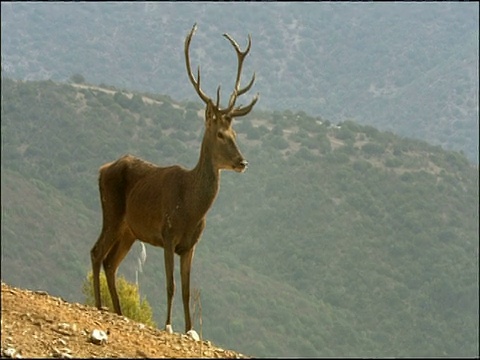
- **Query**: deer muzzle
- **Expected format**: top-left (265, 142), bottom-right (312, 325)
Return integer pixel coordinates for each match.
top-left (236, 159), bottom-right (248, 173)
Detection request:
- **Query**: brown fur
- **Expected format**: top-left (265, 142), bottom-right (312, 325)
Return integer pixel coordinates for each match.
top-left (90, 24), bottom-right (258, 334)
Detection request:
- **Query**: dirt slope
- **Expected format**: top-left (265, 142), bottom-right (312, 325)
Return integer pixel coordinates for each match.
top-left (0, 282), bottom-right (248, 358)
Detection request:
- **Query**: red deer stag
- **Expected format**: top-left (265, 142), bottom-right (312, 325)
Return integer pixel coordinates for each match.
top-left (90, 23), bottom-right (258, 340)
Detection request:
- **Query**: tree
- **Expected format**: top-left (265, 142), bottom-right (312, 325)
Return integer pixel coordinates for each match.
top-left (69, 73), bottom-right (85, 84)
top-left (82, 271), bottom-right (156, 327)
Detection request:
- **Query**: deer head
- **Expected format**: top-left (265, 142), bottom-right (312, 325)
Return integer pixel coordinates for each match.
top-left (185, 23), bottom-right (259, 173)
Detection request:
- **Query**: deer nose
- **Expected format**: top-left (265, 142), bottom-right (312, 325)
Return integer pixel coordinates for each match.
top-left (240, 159), bottom-right (248, 170)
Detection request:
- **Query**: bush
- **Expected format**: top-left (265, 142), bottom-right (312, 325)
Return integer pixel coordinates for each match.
top-left (270, 135), bottom-right (289, 150)
top-left (385, 157), bottom-right (403, 168)
top-left (296, 147), bottom-right (317, 161)
top-left (362, 142), bottom-right (386, 156)
top-left (334, 127), bottom-right (356, 141)
top-left (246, 126), bottom-right (262, 140)
top-left (82, 271), bottom-right (156, 327)
top-left (69, 73), bottom-right (85, 84)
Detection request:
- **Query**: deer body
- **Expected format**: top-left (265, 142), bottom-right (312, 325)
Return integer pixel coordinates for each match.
top-left (100, 156), bottom-right (215, 250)
top-left (90, 23), bottom-right (258, 338)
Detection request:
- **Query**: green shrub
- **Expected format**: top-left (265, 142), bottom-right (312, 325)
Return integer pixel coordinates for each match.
top-left (385, 157), bottom-right (403, 168)
top-left (362, 142), bottom-right (386, 156)
top-left (270, 135), bottom-right (289, 150)
top-left (82, 271), bottom-right (156, 327)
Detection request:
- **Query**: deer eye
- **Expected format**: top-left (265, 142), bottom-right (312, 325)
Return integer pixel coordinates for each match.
top-left (217, 132), bottom-right (225, 140)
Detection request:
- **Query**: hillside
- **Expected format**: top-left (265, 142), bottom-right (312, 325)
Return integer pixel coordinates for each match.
top-left (1, 282), bottom-right (247, 358)
top-left (1, 78), bottom-right (478, 357)
top-left (1, 2), bottom-right (478, 161)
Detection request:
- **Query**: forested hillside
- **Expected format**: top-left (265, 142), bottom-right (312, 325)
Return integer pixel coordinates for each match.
top-left (1, 78), bottom-right (478, 357)
top-left (1, 2), bottom-right (478, 161)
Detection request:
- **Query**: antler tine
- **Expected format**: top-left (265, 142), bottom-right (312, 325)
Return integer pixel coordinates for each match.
top-left (230, 93), bottom-right (260, 118)
top-left (220, 33), bottom-right (256, 115)
top-left (185, 23), bottom-right (211, 105)
top-left (224, 72), bottom-right (255, 113)
top-left (216, 85), bottom-right (221, 109)
top-left (237, 72), bottom-right (256, 97)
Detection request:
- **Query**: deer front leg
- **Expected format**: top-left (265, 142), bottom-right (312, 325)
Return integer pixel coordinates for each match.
top-left (164, 241), bottom-right (175, 334)
top-left (180, 247), bottom-right (196, 336)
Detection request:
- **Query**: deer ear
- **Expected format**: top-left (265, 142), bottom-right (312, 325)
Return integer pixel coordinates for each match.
top-left (205, 102), bottom-right (221, 127)
top-left (204, 103), bottom-right (214, 126)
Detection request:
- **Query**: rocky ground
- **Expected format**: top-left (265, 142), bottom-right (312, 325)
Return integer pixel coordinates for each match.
top-left (1, 282), bottom-right (248, 358)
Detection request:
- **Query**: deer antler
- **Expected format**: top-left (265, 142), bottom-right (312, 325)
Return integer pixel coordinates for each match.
top-left (220, 33), bottom-right (258, 116)
top-left (185, 24), bottom-right (259, 118)
top-left (185, 23), bottom-right (211, 105)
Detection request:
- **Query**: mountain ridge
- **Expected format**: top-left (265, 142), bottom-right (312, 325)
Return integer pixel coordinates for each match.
top-left (1, 2), bottom-right (478, 161)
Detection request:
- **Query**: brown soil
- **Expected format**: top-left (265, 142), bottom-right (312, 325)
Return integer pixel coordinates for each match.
top-left (1, 282), bottom-right (248, 358)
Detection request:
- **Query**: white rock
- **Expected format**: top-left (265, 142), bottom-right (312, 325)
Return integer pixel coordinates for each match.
top-left (3, 348), bottom-right (17, 358)
top-left (59, 347), bottom-right (72, 354)
top-left (51, 347), bottom-right (73, 359)
top-left (56, 338), bottom-right (67, 346)
top-left (90, 329), bottom-right (108, 345)
top-left (187, 329), bottom-right (200, 341)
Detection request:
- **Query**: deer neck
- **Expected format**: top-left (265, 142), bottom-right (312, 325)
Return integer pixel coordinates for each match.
top-left (189, 138), bottom-right (221, 214)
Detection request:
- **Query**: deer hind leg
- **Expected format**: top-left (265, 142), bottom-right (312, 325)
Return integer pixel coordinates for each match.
top-left (92, 160), bottom-right (127, 311)
top-left (103, 229), bottom-right (136, 316)
top-left (91, 229), bottom-right (118, 310)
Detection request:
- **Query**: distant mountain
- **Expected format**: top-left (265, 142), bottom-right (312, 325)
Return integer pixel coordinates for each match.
top-left (1, 2), bottom-right (478, 161)
top-left (1, 78), bottom-right (478, 357)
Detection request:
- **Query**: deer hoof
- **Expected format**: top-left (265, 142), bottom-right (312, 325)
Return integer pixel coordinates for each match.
top-left (187, 329), bottom-right (200, 341)
top-left (165, 324), bottom-right (173, 334)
